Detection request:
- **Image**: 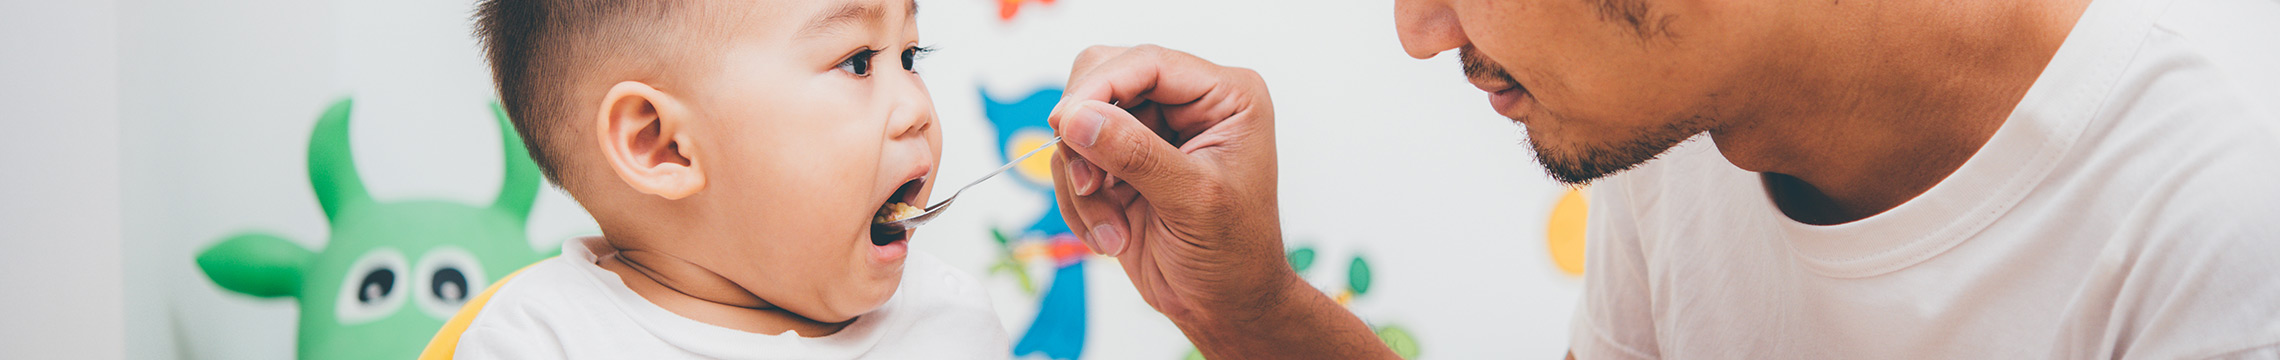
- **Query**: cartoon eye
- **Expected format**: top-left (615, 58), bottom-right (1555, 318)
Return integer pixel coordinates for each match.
top-left (413, 247), bottom-right (489, 320)
top-left (334, 248), bottom-right (409, 325)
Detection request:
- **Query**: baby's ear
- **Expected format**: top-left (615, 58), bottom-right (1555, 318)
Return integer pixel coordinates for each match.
top-left (196, 232), bottom-right (312, 298)
top-left (596, 81), bottom-right (705, 200)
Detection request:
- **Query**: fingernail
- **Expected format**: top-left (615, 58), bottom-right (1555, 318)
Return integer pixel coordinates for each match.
top-left (1091, 223), bottom-right (1124, 256)
top-left (1069, 157), bottom-right (1097, 195)
top-left (1068, 104), bottom-right (1105, 148)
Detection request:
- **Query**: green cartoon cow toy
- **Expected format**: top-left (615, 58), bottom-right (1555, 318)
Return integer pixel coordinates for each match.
top-left (196, 98), bottom-right (556, 360)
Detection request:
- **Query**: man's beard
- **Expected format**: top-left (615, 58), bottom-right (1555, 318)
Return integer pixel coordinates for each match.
top-left (1460, 47), bottom-right (1707, 186)
top-left (1523, 122), bottom-right (1703, 186)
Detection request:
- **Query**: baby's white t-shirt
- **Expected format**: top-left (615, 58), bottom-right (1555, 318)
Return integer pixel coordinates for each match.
top-left (1569, 0), bottom-right (2280, 358)
top-left (435, 236), bottom-right (1010, 359)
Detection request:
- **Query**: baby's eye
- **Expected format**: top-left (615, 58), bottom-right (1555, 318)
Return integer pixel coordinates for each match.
top-left (900, 46), bottom-right (934, 72)
top-left (837, 48), bottom-right (878, 77)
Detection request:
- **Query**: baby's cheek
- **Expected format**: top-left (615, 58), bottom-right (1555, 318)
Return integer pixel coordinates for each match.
top-left (751, 155), bottom-right (877, 222)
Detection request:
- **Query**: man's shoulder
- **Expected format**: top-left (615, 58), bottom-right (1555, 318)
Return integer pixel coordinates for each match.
top-left (2067, 0), bottom-right (2280, 234)
top-left (2101, 0), bottom-right (2280, 146)
top-left (2150, 0), bottom-right (2280, 100)
top-left (2048, 23), bottom-right (2280, 353)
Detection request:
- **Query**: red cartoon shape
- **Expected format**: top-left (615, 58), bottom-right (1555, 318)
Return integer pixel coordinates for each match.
top-left (999, 0), bottom-right (1057, 21)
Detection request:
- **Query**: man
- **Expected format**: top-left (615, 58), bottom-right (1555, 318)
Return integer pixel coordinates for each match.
top-left (1044, 0), bottom-right (2280, 357)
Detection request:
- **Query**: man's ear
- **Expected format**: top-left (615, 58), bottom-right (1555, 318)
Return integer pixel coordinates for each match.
top-left (597, 81), bottom-right (705, 200)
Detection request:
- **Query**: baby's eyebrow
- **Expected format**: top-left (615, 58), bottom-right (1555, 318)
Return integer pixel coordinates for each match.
top-left (797, 0), bottom-right (918, 38)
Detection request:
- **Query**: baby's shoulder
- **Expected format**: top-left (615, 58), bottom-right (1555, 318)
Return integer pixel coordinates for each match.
top-left (457, 258), bottom-right (625, 332)
top-left (423, 257), bottom-right (606, 359)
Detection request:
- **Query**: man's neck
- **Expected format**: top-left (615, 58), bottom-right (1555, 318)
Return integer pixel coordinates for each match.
top-left (591, 236), bottom-right (853, 337)
top-left (1710, 0), bottom-right (2091, 225)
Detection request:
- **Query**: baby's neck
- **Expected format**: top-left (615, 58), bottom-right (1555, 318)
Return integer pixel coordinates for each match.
top-left (589, 239), bottom-right (853, 337)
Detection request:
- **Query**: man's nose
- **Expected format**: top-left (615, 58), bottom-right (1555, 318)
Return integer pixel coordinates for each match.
top-left (1394, 0), bottom-right (1469, 59)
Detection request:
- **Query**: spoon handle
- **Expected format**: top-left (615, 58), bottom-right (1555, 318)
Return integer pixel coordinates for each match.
top-left (932, 136), bottom-right (1061, 211)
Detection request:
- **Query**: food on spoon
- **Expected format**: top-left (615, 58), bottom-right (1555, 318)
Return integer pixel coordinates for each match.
top-left (874, 202), bottom-right (923, 224)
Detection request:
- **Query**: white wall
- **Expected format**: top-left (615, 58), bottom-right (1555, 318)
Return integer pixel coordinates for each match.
top-left (0, 0), bottom-right (126, 359)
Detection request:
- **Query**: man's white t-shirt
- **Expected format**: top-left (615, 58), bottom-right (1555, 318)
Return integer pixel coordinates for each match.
top-left (1569, 0), bottom-right (2280, 358)
top-left (443, 237), bottom-right (1010, 359)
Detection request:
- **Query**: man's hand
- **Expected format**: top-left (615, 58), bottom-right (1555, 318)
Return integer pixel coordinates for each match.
top-left (1049, 44), bottom-right (1397, 359)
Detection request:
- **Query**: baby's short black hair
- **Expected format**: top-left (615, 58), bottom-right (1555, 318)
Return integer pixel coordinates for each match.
top-left (473, 0), bottom-right (694, 187)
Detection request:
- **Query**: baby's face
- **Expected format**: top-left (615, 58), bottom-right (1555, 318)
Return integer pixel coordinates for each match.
top-left (679, 0), bottom-right (937, 323)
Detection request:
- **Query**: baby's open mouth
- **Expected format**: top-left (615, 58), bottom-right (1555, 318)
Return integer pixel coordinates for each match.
top-left (869, 178), bottom-right (926, 246)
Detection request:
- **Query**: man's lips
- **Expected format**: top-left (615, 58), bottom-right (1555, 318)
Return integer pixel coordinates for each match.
top-left (1476, 80), bottom-right (1532, 122)
top-left (1468, 74), bottom-right (1516, 94)
top-left (1458, 47), bottom-right (1531, 121)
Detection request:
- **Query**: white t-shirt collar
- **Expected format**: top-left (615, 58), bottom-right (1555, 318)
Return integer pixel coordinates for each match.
top-left (1768, 0), bottom-right (2163, 278)
top-left (558, 236), bottom-right (896, 359)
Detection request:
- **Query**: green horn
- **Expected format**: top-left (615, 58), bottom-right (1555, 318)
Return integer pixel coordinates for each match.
top-left (307, 98), bottom-right (369, 220)
top-left (490, 101), bottom-right (540, 221)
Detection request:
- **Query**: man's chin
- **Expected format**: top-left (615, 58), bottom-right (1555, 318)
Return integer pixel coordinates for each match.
top-left (1533, 151), bottom-right (1629, 185)
top-left (1523, 132), bottom-right (1690, 186)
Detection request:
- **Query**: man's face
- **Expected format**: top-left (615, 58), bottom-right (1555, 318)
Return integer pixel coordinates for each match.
top-left (1396, 0), bottom-right (1767, 184)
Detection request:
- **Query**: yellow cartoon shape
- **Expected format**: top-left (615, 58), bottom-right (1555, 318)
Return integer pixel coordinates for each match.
top-left (1546, 187), bottom-right (1588, 276)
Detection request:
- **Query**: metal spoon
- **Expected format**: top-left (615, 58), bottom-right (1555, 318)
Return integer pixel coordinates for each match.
top-left (875, 135), bottom-right (1062, 232)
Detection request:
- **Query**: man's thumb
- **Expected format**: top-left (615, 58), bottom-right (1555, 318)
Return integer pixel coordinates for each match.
top-left (1055, 100), bottom-right (1201, 197)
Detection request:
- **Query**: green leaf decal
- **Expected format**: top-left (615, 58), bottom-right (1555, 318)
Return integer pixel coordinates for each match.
top-left (1348, 256), bottom-right (1373, 295)
top-left (1377, 325), bottom-right (1420, 359)
top-left (1288, 247), bottom-right (1316, 273)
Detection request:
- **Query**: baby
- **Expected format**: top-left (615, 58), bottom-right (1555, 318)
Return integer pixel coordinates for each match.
top-left (421, 0), bottom-right (1008, 358)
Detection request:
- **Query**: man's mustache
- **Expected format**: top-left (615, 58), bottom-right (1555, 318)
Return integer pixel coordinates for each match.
top-left (1460, 47), bottom-right (1517, 89)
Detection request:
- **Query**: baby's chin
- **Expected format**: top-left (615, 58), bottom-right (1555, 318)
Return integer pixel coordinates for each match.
top-left (806, 265), bottom-right (904, 323)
